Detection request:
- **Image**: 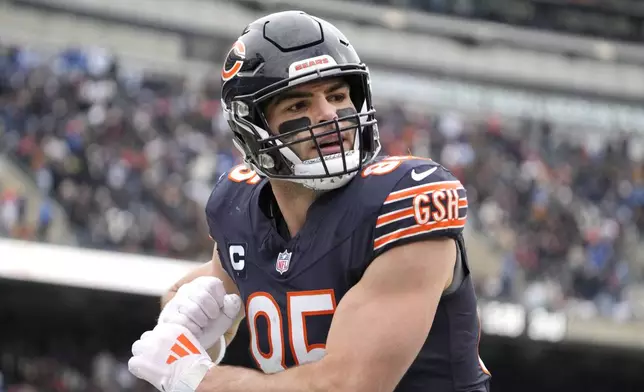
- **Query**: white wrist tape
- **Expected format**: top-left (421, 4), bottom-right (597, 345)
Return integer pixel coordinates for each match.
top-left (173, 358), bottom-right (215, 392)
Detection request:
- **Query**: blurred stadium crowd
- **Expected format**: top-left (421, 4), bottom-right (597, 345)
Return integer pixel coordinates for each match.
top-left (1, 38), bottom-right (643, 390)
top-left (0, 352), bottom-right (155, 392)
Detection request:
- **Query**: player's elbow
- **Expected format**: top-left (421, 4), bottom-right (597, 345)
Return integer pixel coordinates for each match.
top-left (316, 369), bottom-right (360, 392)
top-left (326, 374), bottom-right (395, 392)
top-left (318, 356), bottom-right (396, 392)
top-left (345, 372), bottom-right (398, 392)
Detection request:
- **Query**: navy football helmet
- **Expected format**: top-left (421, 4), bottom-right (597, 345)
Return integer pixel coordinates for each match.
top-left (221, 10), bottom-right (381, 190)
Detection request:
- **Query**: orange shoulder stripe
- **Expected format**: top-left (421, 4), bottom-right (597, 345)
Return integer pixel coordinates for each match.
top-left (374, 217), bottom-right (466, 250)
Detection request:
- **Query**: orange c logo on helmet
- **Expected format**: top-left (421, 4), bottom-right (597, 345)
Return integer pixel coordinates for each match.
top-left (221, 40), bottom-right (246, 81)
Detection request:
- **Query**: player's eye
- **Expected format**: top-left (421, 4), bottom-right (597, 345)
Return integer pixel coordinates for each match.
top-left (327, 93), bottom-right (346, 103)
top-left (285, 100), bottom-right (307, 113)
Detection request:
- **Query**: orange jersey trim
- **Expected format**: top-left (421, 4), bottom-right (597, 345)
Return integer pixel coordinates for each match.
top-left (374, 217), bottom-right (467, 250)
top-left (376, 198), bottom-right (468, 228)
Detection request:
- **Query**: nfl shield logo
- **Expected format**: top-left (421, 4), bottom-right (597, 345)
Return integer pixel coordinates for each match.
top-left (276, 250), bottom-right (292, 275)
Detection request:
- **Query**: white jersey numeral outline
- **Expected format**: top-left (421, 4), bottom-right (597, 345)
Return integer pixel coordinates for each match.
top-left (246, 289), bottom-right (336, 373)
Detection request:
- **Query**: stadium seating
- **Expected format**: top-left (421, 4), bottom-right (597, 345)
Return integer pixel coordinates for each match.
top-left (2, 43), bottom-right (642, 321)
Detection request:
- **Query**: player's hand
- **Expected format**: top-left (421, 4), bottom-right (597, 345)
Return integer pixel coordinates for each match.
top-left (158, 276), bottom-right (242, 351)
top-left (129, 323), bottom-right (213, 392)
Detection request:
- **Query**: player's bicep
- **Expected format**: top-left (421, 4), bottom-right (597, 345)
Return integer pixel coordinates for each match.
top-left (373, 166), bottom-right (467, 258)
top-left (323, 238), bottom-right (456, 392)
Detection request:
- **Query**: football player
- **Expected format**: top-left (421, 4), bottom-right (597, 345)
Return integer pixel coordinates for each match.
top-left (129, 10), bottom-right (491, 392)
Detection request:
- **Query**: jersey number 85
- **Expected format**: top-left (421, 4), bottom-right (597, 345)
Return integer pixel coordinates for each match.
top-left (246, 289), bottom-right (336, 373)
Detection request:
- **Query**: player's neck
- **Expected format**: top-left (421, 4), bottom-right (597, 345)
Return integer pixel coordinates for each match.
top-left (270, 179), bottom-right (319, 237)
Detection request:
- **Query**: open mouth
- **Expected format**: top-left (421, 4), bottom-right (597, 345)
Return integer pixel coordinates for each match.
top-left (315, 139), bottom-right (346, 155)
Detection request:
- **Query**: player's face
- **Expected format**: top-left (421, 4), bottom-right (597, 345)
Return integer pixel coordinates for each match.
top-left (264, 77), bottom-right (357, 161)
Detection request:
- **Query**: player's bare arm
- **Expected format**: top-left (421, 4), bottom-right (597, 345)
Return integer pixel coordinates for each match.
top-left (195, 238), bottom-right (456, 392)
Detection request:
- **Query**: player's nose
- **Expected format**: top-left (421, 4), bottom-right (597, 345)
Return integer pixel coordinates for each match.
top-left (311, 96), bottom-right (339, 130)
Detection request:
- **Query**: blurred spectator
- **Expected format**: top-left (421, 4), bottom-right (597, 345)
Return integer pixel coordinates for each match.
top-left (37, 199), bottom-right (53, 241)
top-left (0, 188), bottom-right (32, 240)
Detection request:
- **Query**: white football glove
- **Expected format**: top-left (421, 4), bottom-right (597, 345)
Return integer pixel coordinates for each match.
top-left (129, 323), bottom-right (213, 392)
top-left (158, 276), bottom-right (242, 363)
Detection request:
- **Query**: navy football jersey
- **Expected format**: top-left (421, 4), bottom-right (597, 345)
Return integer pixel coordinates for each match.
top-left (206, 156), bottom-right (491, 391)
